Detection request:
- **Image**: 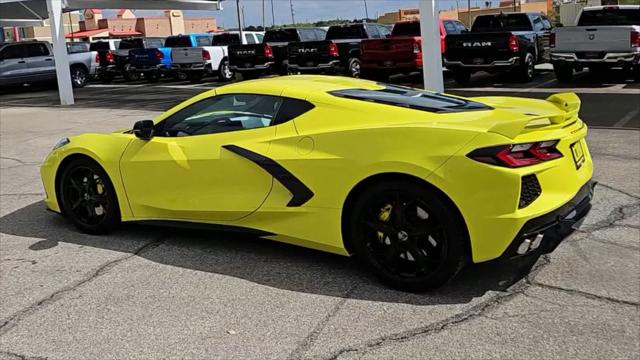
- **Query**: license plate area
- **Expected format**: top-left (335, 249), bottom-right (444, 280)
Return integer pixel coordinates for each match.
top-left (570, 140), bottom-right (585, 169)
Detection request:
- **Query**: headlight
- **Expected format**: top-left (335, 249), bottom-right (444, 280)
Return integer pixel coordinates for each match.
top-left (52, 138), bottom-right (70, 151)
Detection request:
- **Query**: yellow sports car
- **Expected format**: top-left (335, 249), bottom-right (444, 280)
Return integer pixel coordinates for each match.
top-left (40, 76), bottom-right (594, 291)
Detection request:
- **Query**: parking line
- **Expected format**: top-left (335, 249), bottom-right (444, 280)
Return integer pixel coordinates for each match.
top-left (613, 108), bottom-right (640, 128)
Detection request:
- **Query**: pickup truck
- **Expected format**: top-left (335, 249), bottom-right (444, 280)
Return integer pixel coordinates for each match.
top-left (96, 37), bottom-right (165, 83)
top-left (229, 28), bottom-right (326, 79)
top-left (0, 40), bottom-right (97, 88)
top-left (171, 31), bottom-right (264, 83)
top-left (128, 33), bottom-right (211, 82)
top-left (287, 23), bottom-right (390, 78)
top-left (444, 12), bottom-right (552, 83)
top-left (360, 19), bottom-right (467, 80)
top-left (550, 5), bottom-right (640, 82)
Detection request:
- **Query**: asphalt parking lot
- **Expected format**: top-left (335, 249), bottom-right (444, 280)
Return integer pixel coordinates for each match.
top-left (0, 69), bottom-right (639, 359)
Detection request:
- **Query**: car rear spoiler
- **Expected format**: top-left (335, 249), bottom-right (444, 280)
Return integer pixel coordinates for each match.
top-left (486, 92), bottom-right (581, 139)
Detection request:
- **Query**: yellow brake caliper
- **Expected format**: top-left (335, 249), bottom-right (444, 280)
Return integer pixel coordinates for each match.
top-left (378, 204), bottom-right (393, 241)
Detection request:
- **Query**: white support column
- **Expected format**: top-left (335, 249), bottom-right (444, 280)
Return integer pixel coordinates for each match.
top-left (46, 0), bottom-right (74, 105)
top-left (418, 0), bottom-right (444, 93)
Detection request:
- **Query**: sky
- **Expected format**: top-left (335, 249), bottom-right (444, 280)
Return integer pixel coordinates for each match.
top-left (103, 0), bottom-right (499, 29)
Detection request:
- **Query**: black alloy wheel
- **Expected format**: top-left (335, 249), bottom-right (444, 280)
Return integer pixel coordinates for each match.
top-left (59, 158), bottom-right (120, 234)
top-left (349, 180), bottom-right (466, 292)
top-left (519, 52), bottom-right (535, 82)
top-left (70, 66), bottom-right (88, 88)
top-left (218, 59), bottom-right (234, 81)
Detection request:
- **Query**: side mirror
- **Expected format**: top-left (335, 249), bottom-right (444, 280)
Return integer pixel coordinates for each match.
top-left (133, 120), bottom-right (154, 140)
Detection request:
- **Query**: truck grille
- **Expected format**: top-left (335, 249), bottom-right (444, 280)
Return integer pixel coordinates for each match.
top-left (519, 175), bottom-right (542, 209)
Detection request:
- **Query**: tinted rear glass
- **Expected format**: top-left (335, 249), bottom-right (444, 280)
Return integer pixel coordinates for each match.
top-left (67, 42), bottom-right (89, 53)
top-left (147, 38), bottom-right (165, 48)
top-left (577, 8), bottom-right (640, 26)
top-left (213, 33), bottom-right (241, 45)
top-left (264, 29), bottom-right (299, 42)
top-left (472, 14), bottom-right (532, 32)
top-left (392, 22), bottom-right (421, 37)
top-left (329, 85), bottom-right (491, 113)
top-left (89, 41), bottom-right (110, 51)
top-left (119, 39), bottom-right (144, 49)
top-left (165, 36), bottom-right (192, 48)
top-left (326, 25), bottom-right (367, 40)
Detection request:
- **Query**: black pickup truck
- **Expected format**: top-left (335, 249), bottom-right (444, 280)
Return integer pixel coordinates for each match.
top-left (287, 23), bottom-right (391, 77)
top-left (228, 28), bottom-right (326, 79)
top-left (95, 38), bottom-right (165, 83)
top-left (444, 12), bottom-right (552, 83)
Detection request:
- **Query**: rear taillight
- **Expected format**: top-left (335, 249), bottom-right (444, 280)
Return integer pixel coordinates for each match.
top-left (440, 35), bottom-right (446, 54)
top-left (508, 34), bottom-right (519, 52)
top-left (467, 140), bottom-right (562, 168)
top-left (264, 44), bottom-right (274, 59)
top-left (328, 42), bottom-right (339, 57)
top-left (631, 31), bottom-right (640, 48)
top-left (155, 50), bottom-right (164, 60)
top-left (413, 39), bottom-right (421, 54)
top-left (105, 51), bottom-right (114, 63)
top-left (202, 49), bottom-right (211, 61)
top-left (95, 53), bottom-right (100, 63)
top-left (549, 32), bottom-right (556, 49)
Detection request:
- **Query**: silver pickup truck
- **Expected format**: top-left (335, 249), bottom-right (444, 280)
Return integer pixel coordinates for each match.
top-left (550, 5), bottom-right (639, 82)
top-left (0, 41), bottom-right (97, 88)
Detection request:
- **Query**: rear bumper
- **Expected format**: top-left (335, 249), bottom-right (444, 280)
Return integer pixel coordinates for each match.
top-left (129, 64), bottom-right (166, 72)
top-left (551, 52), bottom-right (640, 65)
top-left (230, 62), bottom-right (274, 72)
top-left (444, 56), bottom-right (520, 70)
top-left (288, 60), bottom-right (341, 71)
top-left (361, 60), bottom-right (422, 72)
top-left (501, 180), bottom-right (596, 259)
top-left (172, 63), bottom-right (208, 72)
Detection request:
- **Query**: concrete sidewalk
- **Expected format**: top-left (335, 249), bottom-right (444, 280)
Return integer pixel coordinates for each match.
top-left (0, 106), bottom-right (638, 359)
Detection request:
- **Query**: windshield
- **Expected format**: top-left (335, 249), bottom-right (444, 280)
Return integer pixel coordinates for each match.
top-left (118, 39), bottom-right (144, 49)
top-left (392, 22), bottom-right (421, 37)
top-left (89, 41), bottom-right (110, 51)
top-left (264, 29), bottom-right (299, 42)
top-left (329, 85), bottom-right (491, 113)
top-left (327, 25), bottom-right (367, 40)
top-left (577, 8), bottom-right (640, 26)
top-left (164, 36), bottom-right (192, 48)
top-left (213, 33), bottom-right (241, 45)
top-left (472, 14), bottom-right (532, 32)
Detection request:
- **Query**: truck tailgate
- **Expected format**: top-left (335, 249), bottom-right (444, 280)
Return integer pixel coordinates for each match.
top-left (129, 48), bottom-right (161, 67)
top-left (445, 32), bottom-right (514, 63)
top-left (554, 26), bottom-right (638, 53)
top-left (288, 41), bottom-right (333, 66)
top-left (361, 37), bottom-right (418, 66)
top-left (172, 47), bottom-right (204, 64)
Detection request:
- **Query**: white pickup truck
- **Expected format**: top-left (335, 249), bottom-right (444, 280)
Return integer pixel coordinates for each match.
top-left (171, 31), bottom-right (264, 83)
top-left (550, 5), bottom-right (639, 82)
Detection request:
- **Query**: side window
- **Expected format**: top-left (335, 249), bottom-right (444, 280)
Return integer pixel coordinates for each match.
top-left (366, 25), bottom-right (380, 39)
top-left (25, 43), bottom-right (50, 57)
top-left (444, 21), bottom-right (458, 34)
top-left (378, 25), bottom-right (391, 38)
top-left (0, 45), bottom-right (26, 60)
top-left (455, 21), bottom-right (467, 32)
top-left (532, 16), bottom-right (544, 31)
top-left (196, 36), bottom-right (211, 46)
top-left (244, 33), bottom-right (256, 44)
top-left (273, 98), bottom-right (315, 125)
top-left (158, 94), bottom-right (283, 137)
top-left (541, 17), bottom-right (552, 30)
top-left (256, 33), bottom-right (264, 43)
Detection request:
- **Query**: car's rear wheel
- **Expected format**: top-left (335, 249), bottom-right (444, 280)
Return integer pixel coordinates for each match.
top-left (70, 66), bottom-right (88, 88)
top-left (348, 180), bottom-right (466, 292)
top-left (58, 158), bottom-right (120, 234)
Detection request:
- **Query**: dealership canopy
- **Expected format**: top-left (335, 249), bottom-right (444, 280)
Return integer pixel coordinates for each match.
top-left (0, 0), bottom-right (224, 105)
top-left (0, 0), bottom-right (445, 105)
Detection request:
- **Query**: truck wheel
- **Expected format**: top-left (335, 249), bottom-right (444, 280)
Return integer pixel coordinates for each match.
top-left (453, 70), bottom-right (471, 84)
top-left (518, 52), bottom-right (535, 82)
top-left (348, 58), bottom-right (361, 78)
top-left (99, 73), bottom-right (114, 84)
top-left (187, 71), bottom-right (204, 84)
top-left (218, 59), bottom-right (234, 82)
top-left (554, 63), bottom-right (574, 83)
top-left (70, 66), bottom-right (88, 88)
top-left (146, 71), bottom-right (160, 83)
top-left (123, 69), bottom-right (140, 82)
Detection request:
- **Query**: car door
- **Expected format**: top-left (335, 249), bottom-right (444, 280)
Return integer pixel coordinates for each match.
top-left (0, 44), bottom-right (28, 84)
top-left (120, 93), bottom-right (284, 222)
top-left (24, 43), bottom-right (55, 79)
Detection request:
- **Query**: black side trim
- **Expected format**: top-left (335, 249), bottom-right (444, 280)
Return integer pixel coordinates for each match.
top-left (133, 220), bottom-right (274, 237)
top-left (222, 145), bottom-right (314, 207)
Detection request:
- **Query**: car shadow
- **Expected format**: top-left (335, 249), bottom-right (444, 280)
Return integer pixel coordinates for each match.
top-left (0, 201), bottom-right (542, 306)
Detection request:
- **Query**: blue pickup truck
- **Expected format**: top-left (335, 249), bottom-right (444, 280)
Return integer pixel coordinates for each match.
top-left (128, 33), bottom-right (212, 82)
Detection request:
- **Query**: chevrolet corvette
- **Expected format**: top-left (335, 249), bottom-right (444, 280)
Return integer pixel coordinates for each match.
top-left (40, 76), bottom-right (594, 291)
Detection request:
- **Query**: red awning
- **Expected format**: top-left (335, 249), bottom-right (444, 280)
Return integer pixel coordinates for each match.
top-left (109, 31), bottom-right (142, 36)
top-left (65, 28), bottom-right (108, 38)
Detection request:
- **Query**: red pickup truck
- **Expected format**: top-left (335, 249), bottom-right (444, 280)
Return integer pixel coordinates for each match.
top-left (360, 19), bottom-right (467, 80)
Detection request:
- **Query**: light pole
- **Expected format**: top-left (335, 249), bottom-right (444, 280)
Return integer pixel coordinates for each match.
top-left (236, 0), bottom-right (244, 42)
top-left (289, 0), bottom-right (296, 25)
top-left (262, 0), bottom-right (265, 29)
top-left (363, 0), bottom-right (369, 19)
top-left (271, 0), bottom-right (275, 27)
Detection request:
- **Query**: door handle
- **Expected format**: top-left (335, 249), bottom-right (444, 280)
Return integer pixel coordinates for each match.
top-left (17, 61), bottom-right (26, 64)
top-left (44, 58), bottom-right (53, 61)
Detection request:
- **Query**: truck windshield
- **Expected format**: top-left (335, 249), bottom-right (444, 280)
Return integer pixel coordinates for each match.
top-left (577, 8), bottom-right (640, 26)
top-left (264, 29), bottom-right (299, 42)
top-left (213, 33), bottom-right (241, 45)
top-left (329, 85), bottom-right (491, 113)
top-left (392, 22), bottom-right (421, 37)
top-left (326, 25), bottom-right (366, 40)
top-left (119, 39), bottom-right (144, 49)
top-left (472, 14), bottom-right (532, 32)
top-left (165, 36), bottom-right (192, 48)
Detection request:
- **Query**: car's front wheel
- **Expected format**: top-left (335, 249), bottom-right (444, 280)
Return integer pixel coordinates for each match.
top-left (348, 179), bottom-right (467, 292)
top-left (58, 157), bottom-right (120, 234)
top-left (70, 66), bottom-right (88, 88)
